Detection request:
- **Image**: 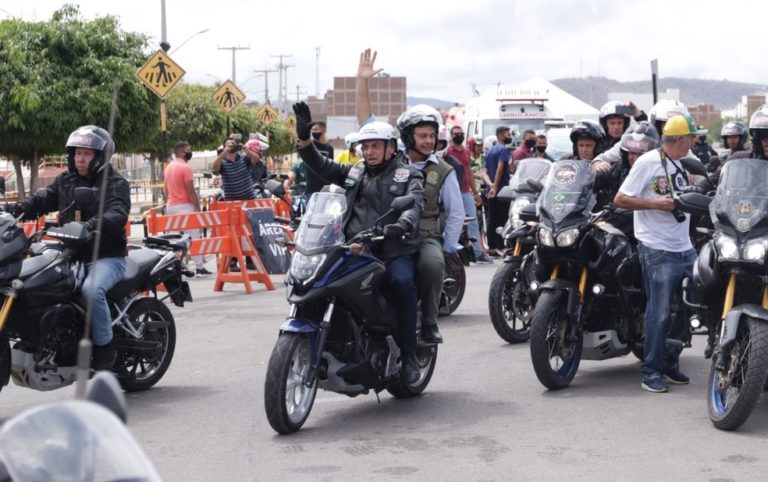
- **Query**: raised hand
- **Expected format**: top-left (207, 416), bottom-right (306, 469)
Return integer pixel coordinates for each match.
top-left (358, 48), bottom-right (383, 79)
top-left (292, 102), bottom-right (314, 141)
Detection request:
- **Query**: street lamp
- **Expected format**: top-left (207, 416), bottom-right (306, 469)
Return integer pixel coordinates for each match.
top-left (205, 73), bottom-right (223, 84)
top-left (170, 28), bottom-right (210, 55)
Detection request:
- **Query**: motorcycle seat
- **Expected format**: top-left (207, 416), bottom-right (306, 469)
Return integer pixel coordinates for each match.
top-left (107, 248), bottom-right (162, 301)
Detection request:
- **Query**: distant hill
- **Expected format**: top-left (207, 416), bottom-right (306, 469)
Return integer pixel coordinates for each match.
top-left (551, 76), bottom-right (768, 109)
top-left (407, 96), bottom-right (458, 111)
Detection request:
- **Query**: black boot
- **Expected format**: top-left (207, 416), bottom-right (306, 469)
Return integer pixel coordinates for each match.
top-left (91, 341), bottom-right (116, 371)
top-left (422, 324), bottom-right (444, 344)
top-left (401, 351), bottom-right (420, 385)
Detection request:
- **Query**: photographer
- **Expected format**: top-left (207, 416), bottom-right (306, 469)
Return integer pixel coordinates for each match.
top-left (614, 114), bottom-right (702, 394)
top-left (212, 137), bottom-right (263, 200)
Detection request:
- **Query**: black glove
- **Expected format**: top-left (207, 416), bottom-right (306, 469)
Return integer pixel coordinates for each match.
top-left (383, 222), bottom-right (408, 240)
top-left (292, 102), bottom-right (314, 141)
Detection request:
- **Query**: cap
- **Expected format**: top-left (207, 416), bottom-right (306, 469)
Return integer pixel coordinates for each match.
top-left (662, 115), bottom-right (707, 136)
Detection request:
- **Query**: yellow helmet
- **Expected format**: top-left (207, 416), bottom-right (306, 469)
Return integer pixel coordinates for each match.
top-left (662, 115), bottom-right (705, 136)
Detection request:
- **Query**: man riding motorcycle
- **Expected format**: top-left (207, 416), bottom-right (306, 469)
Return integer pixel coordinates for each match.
top-left (291, 101), bottom-right (425, 383)
top-left (15, 125), bottom-right (131, 370)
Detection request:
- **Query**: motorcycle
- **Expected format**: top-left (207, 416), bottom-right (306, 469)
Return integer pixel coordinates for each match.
top-left (438, 249), bottom-right (465, 317)
top-left (0, 187), bottom-right (191, 394)
top-left (526, 160), bottom-right (645, 389)
top-left (488, 157), bottom-right (551, 343)
top-left (677, 158), bottom-right (768, 430)
top-left (264, 191), bottom-right (438, 434)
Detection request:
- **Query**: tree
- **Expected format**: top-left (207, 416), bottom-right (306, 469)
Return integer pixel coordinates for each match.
top-left (0, 4), bottom-right (158, 197)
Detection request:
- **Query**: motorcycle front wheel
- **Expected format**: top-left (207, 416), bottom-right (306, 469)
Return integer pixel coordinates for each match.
top-left (264, 333), bottom-right (318, 434)
top-left (708, 316), bottom-right (768, 431)
top-left (387, 344), bottom-right (438, 398)
top-left (488, 259), bottom-right (532, 343)
top-left (529, 290), bottom-right (582, 390)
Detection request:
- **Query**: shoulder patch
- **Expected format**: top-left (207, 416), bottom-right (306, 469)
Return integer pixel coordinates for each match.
top-left (393, 167), bottom-right (410, 183)
top-left (426, 170), bottom-right (439, 185)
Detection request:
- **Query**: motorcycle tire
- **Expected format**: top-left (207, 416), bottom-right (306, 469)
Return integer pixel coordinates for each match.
top-left (708, 317), bottom-right (768, 431)
top-left (488, 259), bottom-right (532, 344)
top-left (439, 256), bottom-right (466, 317)
top-left (529, 291), bottom-right (582, 390)
top-left (387, 344), bottom-right (438, 398)
top-left (264, 333), bottom-right (318, 434)
top-left (114, 298), bottom-right (176, 392)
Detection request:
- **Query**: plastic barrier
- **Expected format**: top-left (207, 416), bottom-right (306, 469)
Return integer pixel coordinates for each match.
top-left (146, 205), bottom-right (275, 293)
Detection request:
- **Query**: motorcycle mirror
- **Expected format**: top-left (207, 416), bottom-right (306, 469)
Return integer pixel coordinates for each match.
top-left (518, 203), bottom-right (538, 223)
top-left (496, 186), bottom-right (515, 201)
top-left (680, 157), bottom-right (708, 177)
top-left (526, 178), bottom-right (545, 192)
top-left (390, 195), bottom-right (415, 212)
top-left (73, 187), bottom-right (97, 206)
top-left (85, 372), bottom-right (128, 423)
top-left (675, 192), bottom-right (711, 215)
top-left (266, 179), bottom-right (285, 197)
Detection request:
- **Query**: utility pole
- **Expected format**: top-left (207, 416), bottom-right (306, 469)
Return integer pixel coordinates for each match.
top-left (315, 46), bottom-right (321, 97)
top-left (272, 54), bottom-right (293, 113)
top-left (217, 45), bottom-right (250, 84)
top-left (254, 68), bottom-right (277, 105)
top-left (293, 84), bottom-right (306, 102)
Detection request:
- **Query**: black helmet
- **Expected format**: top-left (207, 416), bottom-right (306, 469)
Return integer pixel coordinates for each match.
top-left (66, 126), bottom-right (115, 176)
top-left (569, 119), bottom-right (605, 159)
top-left (619, 121), bottom-right (659, 167)
top-left (396, 104), bottom-right (441, 150)
top-left (720, 121), bottom-right (747, 151)
top-left (599, 101), bottom-right (631, 138)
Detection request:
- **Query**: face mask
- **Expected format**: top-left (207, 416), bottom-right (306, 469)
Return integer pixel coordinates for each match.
top-left (184, 152), bottom-right (193, 161)
top-left (524, 139), bottom-right (536, 149)
top-left (311, 132), bottom-right (322, 141)
top-left (698, 135), bottom-right (707, 143)
top-left (536, 145), bottom-right (547, 153)
top-left (452, 133), bottom-right (465, 145)
top-left (502, 137), bottom-right (513, 145)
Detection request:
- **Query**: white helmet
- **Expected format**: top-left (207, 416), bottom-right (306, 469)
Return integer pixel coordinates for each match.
top-left (357, 121), bottom-right (398, 143)
top-left (483, 134), bottom-right (497, 154)
top-left (437, 124), bottom-right (450, 143)
top-left (648, 99), bottom-right (689, 126)
top-left (344, 132), bottom-right (359, 150)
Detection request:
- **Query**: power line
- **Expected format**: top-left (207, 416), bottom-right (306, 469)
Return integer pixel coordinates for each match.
top-left (254, 68), bottom-right (278, 105)
top-left (217, 45), bottom-right (250, 84)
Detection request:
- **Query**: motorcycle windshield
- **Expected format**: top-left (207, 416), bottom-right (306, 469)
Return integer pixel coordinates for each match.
top-left (0, 401), bottom-right (162, 482)
top-left (710, 158), bottom-right (768, 233)
top-left (294, 191), bottom-right (347, 255)
top-left (537, 159), bottom-right (596, 225)
top-left (509, 158), bottom-right (552, 191)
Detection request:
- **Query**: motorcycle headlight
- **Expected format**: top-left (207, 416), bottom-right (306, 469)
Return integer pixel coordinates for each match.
top-left (289, 252), bottom-right (326, 282)
top-left (715, 235), bottom-right (739, 261)
top-left (744, 239), bottom-right (767, 263)
top-left (539, 227), bottom-right (555, 247)
top-left (556, 227), bottom-right (581, 247)
top-left (510, 198), bottom-right (531, 229)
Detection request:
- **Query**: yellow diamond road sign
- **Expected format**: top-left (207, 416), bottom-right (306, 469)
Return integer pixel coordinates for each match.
top-left (213, 80), bottom-right (245, 114)
top-left (285, 115), bottom-right (297, 141)
top-left (257, 104), bottom-right (278, 124)
top-left (136, 50), bottom-right (185, 98)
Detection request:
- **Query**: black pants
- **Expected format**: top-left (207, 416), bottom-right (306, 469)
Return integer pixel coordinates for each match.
top-left (487, 197), bottom-right (510, 251)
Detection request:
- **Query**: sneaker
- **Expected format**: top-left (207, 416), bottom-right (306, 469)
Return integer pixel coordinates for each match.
top-left (663, 368), bottom-right (690, 385)
top-left (196, 268), bottom-right (213, 277)
top-left (475, 254), bottom-right (493, 264)
top-left (91, 342), bottom-right (117, 371)
top-left (641, 378), bottom-right (668, 393)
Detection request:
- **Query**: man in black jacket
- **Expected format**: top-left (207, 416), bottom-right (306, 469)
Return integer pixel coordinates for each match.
top-left (18, 126), bottom-right (130, 370)
top-left (292, 102), bottom-right (425, 384)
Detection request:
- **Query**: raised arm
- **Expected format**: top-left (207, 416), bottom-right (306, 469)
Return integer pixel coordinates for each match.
top-left (356, 48), bottom-right (383, 125)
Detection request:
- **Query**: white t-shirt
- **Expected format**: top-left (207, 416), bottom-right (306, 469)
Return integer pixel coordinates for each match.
top-left (618, 149), bottom-right (693, 252)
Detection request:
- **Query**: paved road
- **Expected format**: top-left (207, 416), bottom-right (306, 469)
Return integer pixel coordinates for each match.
top-left (1, 261), bottom-right (768, 481)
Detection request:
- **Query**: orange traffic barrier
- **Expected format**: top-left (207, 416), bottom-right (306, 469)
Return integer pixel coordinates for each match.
top-left (146, 205), bottom-right (274, 294)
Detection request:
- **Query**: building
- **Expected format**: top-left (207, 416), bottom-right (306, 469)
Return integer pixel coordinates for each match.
top-left (688, 104), bottom-right (721, 129)
top-left (607, 89), bottom-right (680, 115)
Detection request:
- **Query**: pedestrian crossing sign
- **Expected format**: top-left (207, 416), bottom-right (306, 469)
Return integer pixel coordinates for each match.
top-left (257, 104), bottom-right (278, 125)
top-left (213, 80), bottom-right (245, 114)
top-left (136, 50), bottom-right (186, 98)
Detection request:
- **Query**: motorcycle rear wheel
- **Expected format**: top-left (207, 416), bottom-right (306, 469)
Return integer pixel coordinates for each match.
top-left (439, 256), bottom-right (466, 317)
top-left (488, 260), bottom-right (531, 343)
top-left (114, 298), bottom-right (176, 392)
top-left (529, 291), bottom-right (582, 390)
top-left (264, 333), bottom-right (318, 434)
top-left (708, 317), bottom-right (768, 431)
top-left (387, 344), bottom-right (438, 398)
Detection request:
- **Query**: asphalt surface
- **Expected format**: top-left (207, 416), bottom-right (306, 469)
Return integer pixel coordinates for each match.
top-left (1, 259), bottom-right (768, 481)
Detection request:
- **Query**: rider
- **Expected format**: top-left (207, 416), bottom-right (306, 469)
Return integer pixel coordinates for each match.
top-left (690, 130), bottom-right (718, 167)
top-left (727, 105), bottom-right (768, 161)
top-left (337, 133), bottom-right (360, 165)
top-left (564, 119), bottom-right (606, 161)
top-left (598, 101), bottom-right (645, 150)
top-left (292, 101), bottom-right (425, 384)
top-left (16, 126), bottom-right (131, 370)
top-left (709, 121), bottom-right (749, 171)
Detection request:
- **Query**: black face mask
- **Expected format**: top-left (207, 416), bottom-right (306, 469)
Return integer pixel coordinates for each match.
top-left (184, 152), bottom-right (193, 161)
top-left (452, 133), bottom-right (465, 145)
top-left (311, 132), bottom-right (322, 141)
top-left (524, 139), bottom-right (536, 149)
top-left (502, 137), bottom-right (513, 145)
top-left (536, 145), bottom-right (547, 153)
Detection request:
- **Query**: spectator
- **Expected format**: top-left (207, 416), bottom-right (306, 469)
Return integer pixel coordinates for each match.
top-left (484, 126), bottom-right (514, 255)
top-left (511, 129), bottom-right (537, 171)
top-left (337, 132), bottom-right (360, 165)
top-left (311, 121), bottom-right (334, 159)
top-left (212, 138), bottom-right (263, 200)
top-left (534, 134), bottom-right (555, 161)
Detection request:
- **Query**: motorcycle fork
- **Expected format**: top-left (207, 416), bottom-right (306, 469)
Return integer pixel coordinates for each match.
top-left (715, 273), bottom-right (738, 371)
top-left (512, 241), bottom-right (522, 257)
top-left (0, 289), bottom-right (17, 332)
top-left (305, 298), bottom-right (335, 387)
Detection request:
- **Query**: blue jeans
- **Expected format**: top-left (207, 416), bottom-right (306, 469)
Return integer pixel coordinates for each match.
top-left (461, 192), bottom-right (483, 258)
top-left (81, 257), bottom-right (127, 346)
top-left (637, 243), bottom-right (695, 381)
top-left (385, 256), bottom-right (418, 353)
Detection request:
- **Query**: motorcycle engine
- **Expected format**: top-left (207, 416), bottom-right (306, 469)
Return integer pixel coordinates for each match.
top-left (38, 304), bottom-right (83, 367)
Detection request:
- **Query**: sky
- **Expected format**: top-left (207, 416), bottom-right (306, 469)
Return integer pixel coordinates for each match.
top-left (2, 0), bottom-right (765, 104)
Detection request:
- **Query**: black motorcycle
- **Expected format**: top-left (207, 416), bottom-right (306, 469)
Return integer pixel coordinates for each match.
top-left (264, 191), bottom-right (438, 434)
top-left (526, 160), bottom-right (645, 389)
top-left (488, 157), bottom-right (551, 343)
top-left (678, 158), bottom-right (768, 430)
top-left (0, 188), bottom-right (191, 394)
